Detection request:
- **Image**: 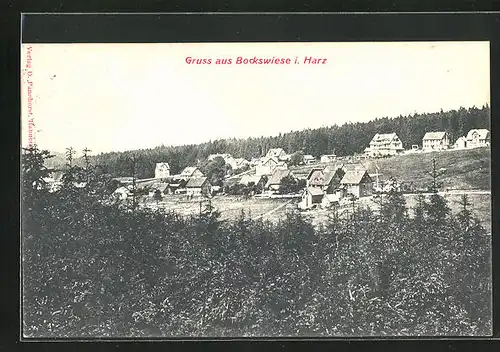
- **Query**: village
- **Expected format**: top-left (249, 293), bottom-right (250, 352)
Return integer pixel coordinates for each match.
top-left (80, 127), bottom-right (489, 218)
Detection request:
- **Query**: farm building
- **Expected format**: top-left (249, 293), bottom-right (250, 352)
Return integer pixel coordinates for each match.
top-left (454, 136), bottom-right (467, 149)
top-left (364, 133), bottom-right (404, 157)
top-left (466, 129), bottom-right (490, 148)
top-left (256, 156), bottom-right (279, 176)
top-left (180, 166), bottom-right (204, 178)
top-left (265, 169), bottom-right (294, 193)
top-left (207, 153), bottom-right (232, 161)
top-left (340, 170), bottom-right (373, 198)
top-left (320, 154), bottom-right (337, 163)
top-left (155, 162), bottom-right (170, 178)
top-left (266, 148), bottom-right (288, 161)
top-left (186, 177), bottom-right (211, 196)
top-left (422, 131), bottom-right (450, 151)
top-left (300, 187), bottom-right (324, 209)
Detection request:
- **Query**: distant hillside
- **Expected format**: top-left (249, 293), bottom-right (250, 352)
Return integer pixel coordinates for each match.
top-left (363, 147), bottom-right (491, 190)
top-left (47, 105), bottom-right (490, 179)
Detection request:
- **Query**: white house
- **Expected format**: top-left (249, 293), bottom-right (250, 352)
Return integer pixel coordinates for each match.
top-left (186, 177), bottom-right (211, 196)
top-left (320, 154), bottom-right (337, 163)
top-left (155, 162), bottom-right (170, 178)
top-left (466, 129), bottom-right (490, 148)
top-left (303, 155), bottom-right (316, 164)
top-left (454, 136), bottom-right (467, 149)
top-left (266, 148), bottom-right (288, 161)
top-left (113, 186), bottom-right (131, 200)
top-left (422, 131), bottom-right (450, 151)
top-left (256, 156), bottom-right (279, 176)
top-left (364, 133), bottom-right (404, 157)
top-left (180, 166), bottom-right (204, 178)
top-left (208, 153), bottom-right (232, 161)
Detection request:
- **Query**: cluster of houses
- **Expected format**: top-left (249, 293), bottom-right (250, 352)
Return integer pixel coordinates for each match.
top-left (109, 127), bottom-right (490, 205)
top-left (113, 164), bottom-right (211, 200)
top-left (299, 163), bottom-right (374, 210)
top-left (364, 128), bottom-right (490, 157)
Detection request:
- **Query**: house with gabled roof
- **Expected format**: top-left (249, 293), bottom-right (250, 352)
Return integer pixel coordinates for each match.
top-left (307, 166), bottom-right (345, 194)
top-left (320, 154), bottom-right (337, 163)
top-left (186, 177), bottom-right (211, 196)
top-left (466, 129), bottom-right (490, 148)
top-left (155, 162), bottom-right (170, 178)
top-left (180, 166), bottom-right (204, 178)
top-left (454, 136), bottom-right (467, 149)
top-left (300, 187), bottom-right (325, 209)
top-left (340, 169), bottom-right (373, 198)
top-left (303, 155), bottom-right (316, 164)
top-left (422, 131), bottom-right (449, 151)
top-left (148, 182), bottom-right (169, 197)
top-left (266, 148), bottom-right (287, 161)
top-left (239, 174), bottom-right (266, 188)
top-left (364, 133), bottom-right (404, 157)
top-left (265, 169), bottom-right (294, 193)
top-left (256, 156), bottom-right (279, 176)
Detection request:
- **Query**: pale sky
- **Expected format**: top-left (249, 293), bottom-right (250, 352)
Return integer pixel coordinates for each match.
top-left (21, 42), bottom-right (490, 154)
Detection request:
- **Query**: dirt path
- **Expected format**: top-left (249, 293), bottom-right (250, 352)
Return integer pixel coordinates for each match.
top-left (253, 199), bottom-right (293, 220)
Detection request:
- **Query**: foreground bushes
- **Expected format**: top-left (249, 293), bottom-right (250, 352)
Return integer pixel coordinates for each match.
top-left (22, 148), bottom-right (491, 337)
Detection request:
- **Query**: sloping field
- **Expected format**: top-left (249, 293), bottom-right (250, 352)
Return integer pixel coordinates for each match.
top-left (290, 147), bottom-right (491, 190)
top-left (363, 147), bottom-right (491, 190)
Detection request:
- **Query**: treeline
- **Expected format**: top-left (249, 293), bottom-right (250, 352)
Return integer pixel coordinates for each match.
top-left (79, 105), bottom-right (489, 179)
top-left (23, 147), bottom-right (491, 337)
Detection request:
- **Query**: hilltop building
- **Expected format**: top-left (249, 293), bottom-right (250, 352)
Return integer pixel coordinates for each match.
top-left (186, 177), bottom-right (211, 196)
top-left (454, 136), bottom-right (467, 149)
top-left (422, 131), bottom-right (450, 151)
top-left (320, 154), bottom-right (337, 163)
top-left (466, 129), bottom-right (490, 148)
top-left (364, 133), bottom-right (404, 157)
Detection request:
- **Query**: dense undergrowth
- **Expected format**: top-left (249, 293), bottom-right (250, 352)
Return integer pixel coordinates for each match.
top-left (22, 147), bottom-right (491, 337)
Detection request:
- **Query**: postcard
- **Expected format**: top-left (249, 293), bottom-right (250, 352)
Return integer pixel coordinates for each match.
top-left (21, 41), bottom-right (492, 338)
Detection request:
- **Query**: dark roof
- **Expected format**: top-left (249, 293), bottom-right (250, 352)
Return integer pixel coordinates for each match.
top-left (340, 170), bottom-right (372, 185)
top-left (306, 167), bottom-right (325, 180)
top-left (266, 169), bottom-right (292, 187)
top-left (186, 177), bottom-right (209, 188)
top-left (308, 170), bottom-right (325, 186)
